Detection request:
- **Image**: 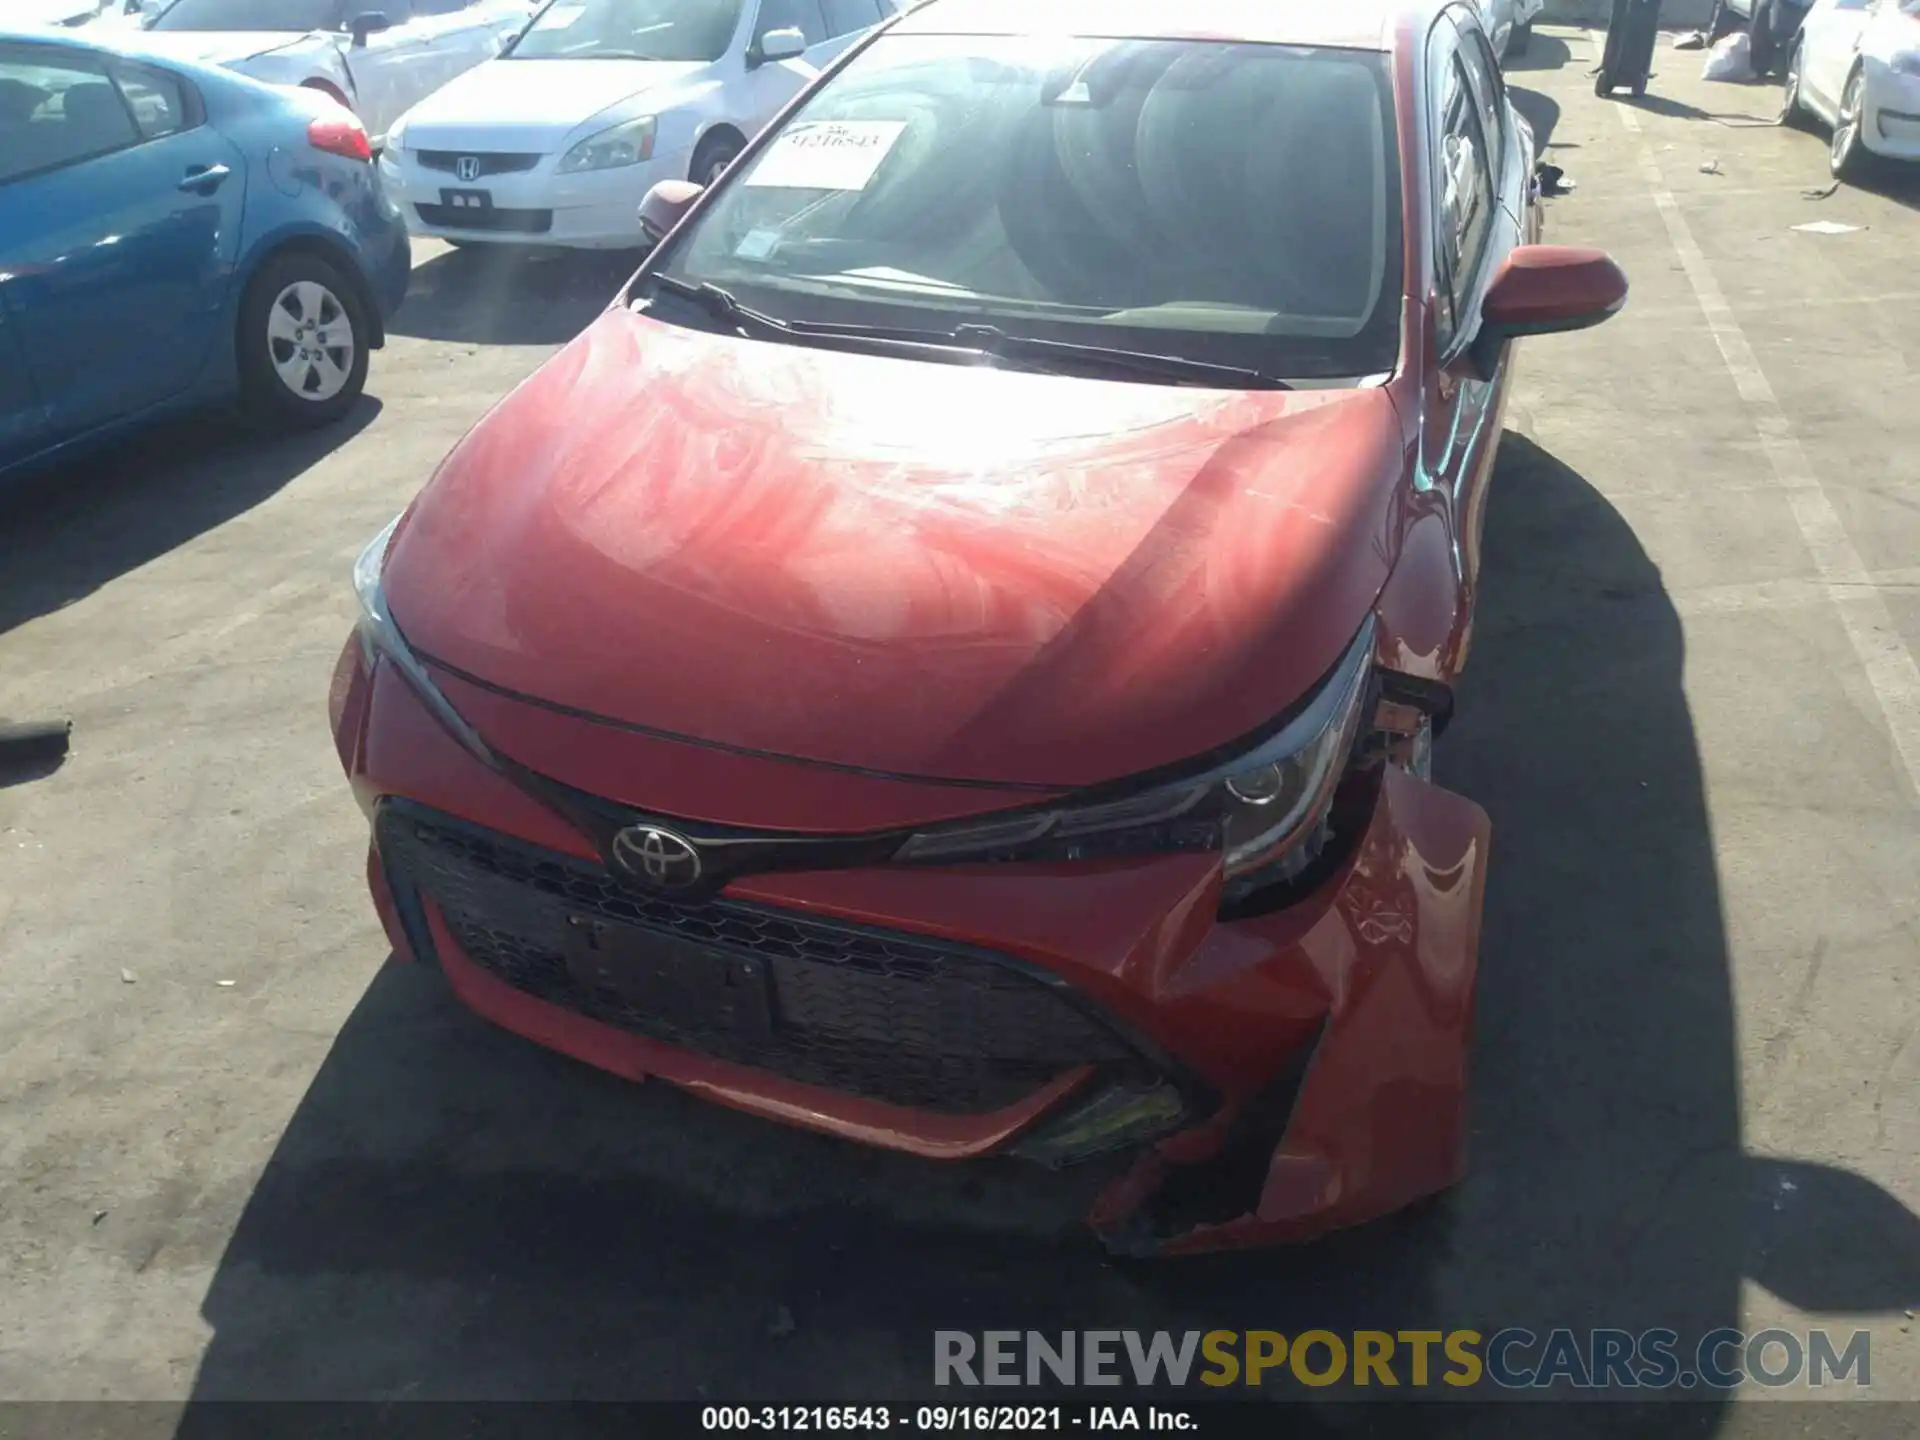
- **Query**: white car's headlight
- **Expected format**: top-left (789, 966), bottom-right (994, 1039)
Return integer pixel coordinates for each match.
top-left (384, 116), bottom-right (408, 151)
top-left (1892, 50), bottom-right (1920, 78)
top-left (354, 514), bottom-right (499, 771)
top-left (558, 115), bottom-right (656, 173)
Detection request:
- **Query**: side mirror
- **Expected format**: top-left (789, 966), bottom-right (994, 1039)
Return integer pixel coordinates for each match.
top-left (637, 179), bottom-right (703, 245)
top-left (347, 10), bottom-right (390, 44)
top-left (1466, 243), bottom-right (1627, 377)
top-left (750, 25), bottom-right (806, 65)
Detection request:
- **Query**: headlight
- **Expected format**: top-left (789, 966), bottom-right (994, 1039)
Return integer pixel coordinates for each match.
top-left (1892, 51), bottom-right (1920, 78)
top-left (353, 514), bottom-right (499, 771)
top-left (892, 618), bottom-right (1377, 901)
top-left (558, 115), bottom-right (656, 173)
top-left (384, 115), bottom-right (408, 151)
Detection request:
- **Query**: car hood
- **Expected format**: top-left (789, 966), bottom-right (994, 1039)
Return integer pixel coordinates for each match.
top-left (128, 28), bottom-right (314, 62)
top-left (385, 308), bottom-right (1410, 789)
top-left (392, 57), bottom-right (706, 153)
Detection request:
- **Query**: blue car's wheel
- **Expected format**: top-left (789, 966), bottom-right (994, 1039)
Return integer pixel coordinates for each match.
top-left (238, 251), bottom-right (369, 428)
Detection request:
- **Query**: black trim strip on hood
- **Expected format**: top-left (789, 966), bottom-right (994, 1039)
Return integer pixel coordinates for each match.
top-left (416, 649), bottom-right (1068, 795)
top-left (416, 614), bottom-right (1371, 805)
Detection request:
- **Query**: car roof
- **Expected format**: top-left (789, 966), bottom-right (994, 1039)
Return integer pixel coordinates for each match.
top-left (889, 0), bottom-right (1427, 52)
top-left (0, 23), bottom-right (280, 99)
top-left (0, 22), bottom-right (143, 56)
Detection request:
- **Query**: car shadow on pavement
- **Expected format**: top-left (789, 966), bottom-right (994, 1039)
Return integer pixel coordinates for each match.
top-left (173, 435), bottom-right (1919, 1429)
top-left (1504, 32), bottom-right (1574, 75)
top-left (388, 247), bottom-right (647, 348)
top-left (1851, 162), bottom-right (1920, 213)
top-left (1509, 84), bottom-right (1564, 154)
top-left (1620, 90), bottom-right (1780, 128)
top-left (0, 400), bottom-right (380, 641)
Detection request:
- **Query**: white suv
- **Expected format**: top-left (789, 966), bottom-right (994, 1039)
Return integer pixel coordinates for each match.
top-left (380, 0), bottom-right (896, 250)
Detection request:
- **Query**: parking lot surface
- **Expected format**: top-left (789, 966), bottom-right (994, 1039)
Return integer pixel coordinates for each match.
top-left (2, 29), bottom-right (1918, 1432)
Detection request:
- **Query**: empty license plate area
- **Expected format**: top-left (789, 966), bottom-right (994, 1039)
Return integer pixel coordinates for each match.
top-left (562, 914), bottom-right (773, 1040)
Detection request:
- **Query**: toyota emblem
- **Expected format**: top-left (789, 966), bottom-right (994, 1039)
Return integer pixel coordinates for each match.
top-left (611, 825), bottom-right (702, 890)
top-left (455, 155), bottom-right (481, 182)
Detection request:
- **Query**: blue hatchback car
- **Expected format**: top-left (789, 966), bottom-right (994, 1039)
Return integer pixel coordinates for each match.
top-left (1, 25), bottom-right (410, 482)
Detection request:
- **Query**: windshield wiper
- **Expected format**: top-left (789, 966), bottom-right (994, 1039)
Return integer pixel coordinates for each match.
top-left (646, 274), bottom-right (799, 335)
top-left (643, 279), bottom-right (1289, 388)
top-left (647, 276), bottom-right (925, 352)
top-left (940, 324), bottom-right (1289, 389)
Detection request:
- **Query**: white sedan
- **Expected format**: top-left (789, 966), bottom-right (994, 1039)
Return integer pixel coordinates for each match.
top-left (1780, 0), bottom-right (1920, 178)
top-left (380, 0), bottom-right (896, 250)
top-left (115, 0), bottom-right (532, 146)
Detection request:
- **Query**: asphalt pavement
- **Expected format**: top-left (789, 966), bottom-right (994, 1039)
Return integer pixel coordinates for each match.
top-left (1, 30), bottom-right (1917, 1434)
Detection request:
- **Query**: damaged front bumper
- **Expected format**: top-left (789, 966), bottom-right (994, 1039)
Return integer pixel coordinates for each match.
top-left (332, 640), bottom-right (1490, 1254)
top-left (1087, 765), bottom-right (1489, 1255)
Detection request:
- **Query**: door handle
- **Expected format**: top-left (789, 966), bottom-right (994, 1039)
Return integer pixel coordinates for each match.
top-left (178, 163), bottom-right (231, 193)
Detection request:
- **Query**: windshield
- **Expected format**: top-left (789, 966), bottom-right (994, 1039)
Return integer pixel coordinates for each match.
top-left (509, 0), bottom-right (743, 61)
top-left (649, 32), bottom-right (1404, 383)
top-left (149, 0), bottom-right (340, 30)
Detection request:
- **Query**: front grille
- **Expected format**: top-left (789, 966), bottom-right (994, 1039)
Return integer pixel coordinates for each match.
top-left (414, 203), bottom-right (553, 234)
top-left (376, 801), bottom-right (1154, 1114)
top-left (414, 150), bottom-right (542, 177)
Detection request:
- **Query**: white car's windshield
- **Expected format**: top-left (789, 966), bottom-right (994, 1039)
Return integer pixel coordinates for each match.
top-left (649, 32), bottom-right (1405, 382)
top-left (509, 0), bottom-right (743, 61)
top-left (149, 0), bottom-right (340, 30)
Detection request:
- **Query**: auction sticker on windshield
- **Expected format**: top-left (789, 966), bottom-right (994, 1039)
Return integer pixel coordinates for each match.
top-left (743, 121), bottom-right (907, 191)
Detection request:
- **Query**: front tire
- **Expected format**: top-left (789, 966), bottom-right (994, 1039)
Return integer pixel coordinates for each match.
top-left (1777, 38), bottom-right (1814, 129)
top-left (237, 251), bottom-right (369, 429)
top-left (1829, 67), bottom-right (1873, 181)
top-left (1509, 20), bottom-right (1532, 57)
top-left (691, 130), bottom-right (744, 188)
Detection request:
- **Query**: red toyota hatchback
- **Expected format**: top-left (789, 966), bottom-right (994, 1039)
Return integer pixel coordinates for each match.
top-left (330, 0), bottom-right (1625, 1254)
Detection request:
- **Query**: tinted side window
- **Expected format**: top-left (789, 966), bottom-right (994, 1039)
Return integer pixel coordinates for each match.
top-left (0, 51), bottom-right (139, 184)
top-left (1453, 19), bottom-right (1505, 171)
top-left (821, 0), bottom-right (878, 35)
top-left (1430, 46), bottom-right (1494, 342)
top-left (757, 0), bottom-right (826, 45)
top-left (114, 65), bottom-right (189, 139)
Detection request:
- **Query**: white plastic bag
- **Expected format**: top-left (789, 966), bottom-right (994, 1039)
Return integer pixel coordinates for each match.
top-left (1702, 31), bottom-right (1754, 82)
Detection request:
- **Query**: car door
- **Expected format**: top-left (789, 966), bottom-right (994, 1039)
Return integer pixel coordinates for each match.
top-left (1420, 11), bottom-right (1527, 611)
top-left (337, 0), bottom-right (432, 140)
top-left (738, 0), bottom-right (828, 135)
top-left (0, 43), bottom-right (244, 444)
top-left (1799, 0), bottom-right (1878, 112)
top-left (0, 294), bottom-right (47, 472)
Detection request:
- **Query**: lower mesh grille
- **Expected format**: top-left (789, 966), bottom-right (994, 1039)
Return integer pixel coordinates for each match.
top-left (414, 203), bottom-right (553, 234)
top-left (375, 801), bottom-right (1153, 1114)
